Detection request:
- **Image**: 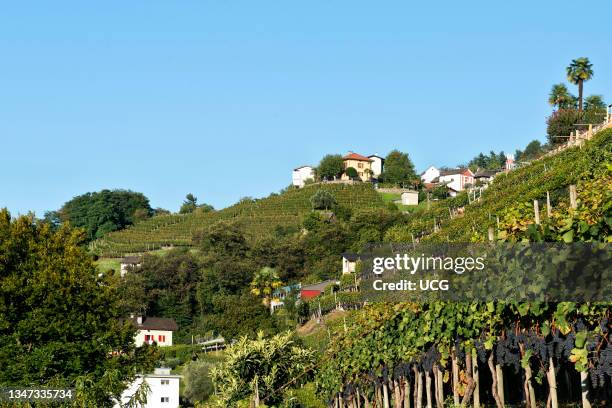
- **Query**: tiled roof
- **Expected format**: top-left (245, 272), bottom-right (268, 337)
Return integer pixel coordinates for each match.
top-left (125, 316), bottom-right (178, 331)
top-left (121, 256), bottom-right (141, 264)
top-left (439, 168), bottom-right (470, 177)
top-left (343, 152), bottom-right (373, 162)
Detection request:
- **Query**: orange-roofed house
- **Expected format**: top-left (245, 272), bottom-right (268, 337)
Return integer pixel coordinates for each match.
top-left (342, 152), bottom-right (374, 181)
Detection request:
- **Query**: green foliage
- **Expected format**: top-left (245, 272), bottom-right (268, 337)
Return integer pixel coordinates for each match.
top-left (548, 83), bottom-right (577, 109)
top-left (210, 331), bottom-right (316, 407)
top-left (345, 166), bottom-right (358, 179)
top-left (515, 139), bottom-right (544, 162)
top-left (316, 154), bottom-right (344, 180)
top-left (0, 210), bottom-right (157, 404)
top-left (183, 360), bottom-right (216, 404)
top-left (468, 150), bottom-right (506, 171)
top-left (180, 193), bottom-right (214, 214)
top-left (546, 108), bottom-right (581, 144)
top-left (310, 190), bottom-right (336, 210)
top-left (92, 183), bottom-right (385, 257)
top-left (60, 189), bottom-right (152, 241)
top-left (250, 266), bottom-right (283, 307)
top-left (566, 57), bottom-right (594, 111)
top-left (380, 150), bottom-right (417, 185)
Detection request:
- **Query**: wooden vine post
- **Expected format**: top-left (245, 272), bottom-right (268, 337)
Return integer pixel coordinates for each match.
top-left (533, 200), bottom-right (540, 225)
top-left (569, 185), bottom-right (577, 209)
top-left (547, 357), bottom-right (558, 408)
top-left (425, 371), bottom-right (432, 408)
top-left (580, 371), bottom-right (591, 408)
top-left (487, 353), bottom-right (503, 408)
top-left (496, 364), bottom-right (505, 407)
top-left (546, 191), bottom-right (552, 218)
top-left (472, 352), bottom-right (480, 408)
top-left (451, 351), bottom-right (460, 406)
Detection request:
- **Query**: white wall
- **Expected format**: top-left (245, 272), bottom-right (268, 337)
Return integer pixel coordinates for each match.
top-left (421, 166), bottom-right (439, 183)
top-left (369, 157), bottom-right (383, 177)
top-left (135, 330), bottom-right (173, 347)
top-left (115, 370), bottom-right (180, 408)
top-left (439, 174), bottom-right (473, 191)
top-left (401, 191), bottom-right (419, 206)
top-left (292, 166), bottom-right (315, 187)
top-left (342, 257), bottom-right (356, 274)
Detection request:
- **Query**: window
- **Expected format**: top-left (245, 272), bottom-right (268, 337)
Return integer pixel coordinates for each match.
top-left (144, 335), bottom-right (152, 343)
top-left (158, 335), bottom-right (166, 342)
top-left (358, 162), bottom-right (363, 168)
top-left (161, 397), bottom-right (169, 403)
top-left (161, 379), bottom-right (170, 385)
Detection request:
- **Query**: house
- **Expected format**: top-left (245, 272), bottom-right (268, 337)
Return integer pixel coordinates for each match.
top-left (401, 191), bottom-right (419, 206)
top-left (114, 367), bottom-right (180, 408)
top-left (198, 336), bottom-right (227, 353)
top-left (341, 152), bottom-right (373, 181)
top-left (300, 280), bottom-right (337, 300)
top-left (437, 168), bottom-right (474, 192)
top-left (127, 316), bottom-right (178, 347)
top-left (342, 253), bottom-right (361, 274)
top-left (120, 256), bottom-right (142, 277)
top-left (368, 154), bottom-right (385, 178)
top-left (420, 166), bottom-right (440, 184)
top-left (505, 154), bottom-right (516, 171)
top-left (270, 283), bottom-right (302, 312)
top-left (292, 165), bottom-right (315, 188)
top-left (474, 169), bottom-right (499, 185)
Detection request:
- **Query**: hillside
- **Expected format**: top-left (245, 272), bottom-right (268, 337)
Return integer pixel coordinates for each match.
top-left (91, 183), bottom-right (386, 257)
top-left (385, 126), bottom-right (611, 243)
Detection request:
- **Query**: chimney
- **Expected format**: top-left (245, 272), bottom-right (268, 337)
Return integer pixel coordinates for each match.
top-left (137, 316), bottom-right (143, 325)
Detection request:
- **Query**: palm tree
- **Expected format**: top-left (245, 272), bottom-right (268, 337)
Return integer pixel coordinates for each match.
top-left (548, 83), bottom-right (576, 110)
top-left (250, 266), bottom-right (282, 308)
top-left (566, 58), bottom-right (594, 113)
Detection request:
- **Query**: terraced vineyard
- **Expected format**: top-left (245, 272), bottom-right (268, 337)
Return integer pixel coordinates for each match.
top-left (91, 183), bottom-right (385, 257)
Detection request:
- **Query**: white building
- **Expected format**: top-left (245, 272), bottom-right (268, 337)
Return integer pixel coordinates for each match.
top-left (368, 155), bottom-right (384, 178)
top-left (342, 253), bottom-right (360, 274)
top-left (401, 191), bottom-right (419, 206)
top-left (114, 367), bottom-right (181, 408)
top-left (120, 256), bottom-right (142, 277)
top-left (437, 168), bottom-right (474, 192)
top-left (420, 166), bottom-right (440, 184)
top-left (292, 166), bottom-right (315, 187)
top-left (128, 316), bottom-right (178, 347)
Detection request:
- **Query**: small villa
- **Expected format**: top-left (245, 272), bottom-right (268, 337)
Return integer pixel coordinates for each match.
top-left (120, 255), bottom-right (142, 277)
top-left (127, 315), bottom-right (178, 347)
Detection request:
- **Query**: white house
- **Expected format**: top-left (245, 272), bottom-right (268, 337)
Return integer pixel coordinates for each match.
top-left (474, 169), bottom-right (499, 185)
top-left (420, 166), bottom-right (440, 184)
top-left (114, 367), bottom-right (180, 408)
top-left (292, 166), bottom-right (315, 187)
top-left (368, 155), bottom-right (384, 178)
top-left (401, 191), bottom-right (419, 206)
top-left (128, 316), bottom-right (178, 347)
top-left (437, 168), bottom-right (474, 192)
top-left (120, 256), bottom-right (142, 277)
top-left (342, 253), bottom-right (360, 274)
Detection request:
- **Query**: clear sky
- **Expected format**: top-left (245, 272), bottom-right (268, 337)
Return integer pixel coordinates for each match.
top-left (1, 1), bottom-right (611, 216)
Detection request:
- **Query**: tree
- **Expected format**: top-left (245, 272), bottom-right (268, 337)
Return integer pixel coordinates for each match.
top-left (380, 150), bottom-right (417, 185)
top-left (0, 209), bottom-right (157, 403)
top-left (548, 83), bottom-right (576, 110)
top-left (316, 154), bottom-right (344, 180)
top-left (210, 331), bottom-right (315, 407)
top-left (546, 109), bottom-right (581, 144)
top-left (345, 166), bottom-right (358, 180)
top-left (583, 95), bottom-right (607, 125)
top-left (310, 189), bottom-right (337, 210)
top-left (180, 193), bottom-right (199, 214)
top-left (566, 57), bottom-right (594, 113)
top-left (183, 360), bottom-right (216, 404)
top-left (250, 267), bottom-right (283, 308)
top-left (516, 140), bottom-right (543, 162)
top-left (60, 189), bottom-right (152, 241)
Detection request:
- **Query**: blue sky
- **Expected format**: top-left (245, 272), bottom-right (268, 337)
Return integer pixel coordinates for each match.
top-left (1, 1), bottom-right (611, 215)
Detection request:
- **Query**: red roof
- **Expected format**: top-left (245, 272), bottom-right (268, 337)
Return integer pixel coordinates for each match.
top-left (301, 289), bottom-right (323, 300)
top-left (343, 152), bottom-right (372, 162)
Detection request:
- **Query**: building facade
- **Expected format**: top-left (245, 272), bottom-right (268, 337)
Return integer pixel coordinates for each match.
top-left (341, 152), bottom-right (373, 181)
top-left (292, 166), bottom-right (315, 187)
top-left (437, 168), bottom-right (474, 192)
top-left (368, 155), bottom-right (384, 178)
top-left (128, 316), bottom-right (178, 347)
top-left (420, 166), bottom-right (440, 184)
top-left (114, 367), bottom-right (180, 408)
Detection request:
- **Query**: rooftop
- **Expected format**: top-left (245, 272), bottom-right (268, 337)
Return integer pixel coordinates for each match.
top-left (343, 152), bottom-right (373, 162)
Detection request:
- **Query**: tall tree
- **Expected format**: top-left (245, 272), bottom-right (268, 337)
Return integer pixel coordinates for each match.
top-left (60, 189), bottom-right (152, 241)
top-left (548, 83), bottom-right (576, 110)
top-left (0, 209), bottom-right (156, 403)
top-left (381, 150), bottom-right (417, 186)
top-left (583, 94), bottom-right (606, 111)
top-left (316, 154), bottom-right (344, 180)
top-left (180, 193), bottom-right (199, 214)
top-left (566, 57), bottom-right (594, 113)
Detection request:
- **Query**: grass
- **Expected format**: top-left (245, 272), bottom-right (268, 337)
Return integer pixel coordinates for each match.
top-left (95, 257), bottom-right (120, 273)
top-left (378, 192), bottom-right (401, 203)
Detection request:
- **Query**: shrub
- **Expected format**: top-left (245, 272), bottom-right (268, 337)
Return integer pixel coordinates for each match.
top-left (310, 190), bottom-right (336, 210)
top-left (546, 109), bottom-right (581, 144)
top-left (345, 167), bottom-right (358, 179)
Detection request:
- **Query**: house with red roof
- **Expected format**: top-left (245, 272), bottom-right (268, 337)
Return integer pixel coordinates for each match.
top-left (341, 152), bottom-right (374, 181)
